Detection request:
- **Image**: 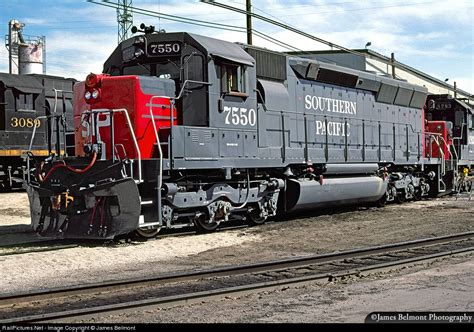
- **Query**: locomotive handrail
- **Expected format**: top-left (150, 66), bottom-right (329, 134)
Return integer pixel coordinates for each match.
top-left (451, 122), bottom-right (466, 160)
top-left (433, 134), bottom-right (458, 162)
top-left (53, 89), bottom-right (73, 156)
top-left (430, 135), bottom-right (445, 175)
top-left (261, 108), bottom-right (423, 134)
top-left (176, 80), bottom-right (212, 100)
top-left (150, 80), bottom-right (211, 111)
top-left (26, 115), bottom-right (47, 183)
top-left (26, 112), bottom-right (67, 183)
top-left (149, 95), bottom-right (165, 228)
top-left (52, 89), bottom-right (73, 113)
top-left (27, 115), bottom-right (48, 153)
top-left (255, 90), bottom-right (268, 112)
top-left (83, 108), bottom-right (143, 183)
top-left (424, 133), bottom-right (444, 167)
top-left (426, 133), bottom-right (458, 179)
top-left (437, 137), bottom-right (446, 175)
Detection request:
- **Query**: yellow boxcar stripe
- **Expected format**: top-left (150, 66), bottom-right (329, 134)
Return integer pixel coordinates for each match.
top-left (0, 150), bottom-right (56, 157)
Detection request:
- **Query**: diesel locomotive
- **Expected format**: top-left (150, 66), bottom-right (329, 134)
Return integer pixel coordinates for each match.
top-left (0, 73), bottom-right (75, 191)
top-left (23, 31), bottom-right (474, 239)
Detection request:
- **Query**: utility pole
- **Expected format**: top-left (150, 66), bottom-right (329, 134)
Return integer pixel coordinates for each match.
top-left (391, 52), bottom-right (395, 79)
top-left (117, 0), bottom-right (133, 44)
top-left (454, 81), bottom-right (457, 98)
top-left (246, 0), bottom-right (252, 45)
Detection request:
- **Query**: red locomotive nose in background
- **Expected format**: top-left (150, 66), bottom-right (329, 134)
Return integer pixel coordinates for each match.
top-left (74, 75), bottom-right (176, 160)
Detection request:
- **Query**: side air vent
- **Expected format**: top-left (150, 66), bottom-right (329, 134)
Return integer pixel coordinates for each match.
top-left (246, 47), bottom-right (287, 81)
top-left (316, 68), bottom-right (358, 88)
top-left (410, 88), bottom-right (428, 108)
top-left (394, 86), bottom-right (414, 107)
top-left (376, 82), bottom-right (398, 104)
top-left (290, 62), bottom-right (320, 80)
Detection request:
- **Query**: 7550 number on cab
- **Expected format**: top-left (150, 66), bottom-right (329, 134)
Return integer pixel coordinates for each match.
top-left (223, 106), bottom-right (256, 127)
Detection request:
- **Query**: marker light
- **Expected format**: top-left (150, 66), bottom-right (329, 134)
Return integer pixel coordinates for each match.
top-left (91, 89), bottom-right (99, 99)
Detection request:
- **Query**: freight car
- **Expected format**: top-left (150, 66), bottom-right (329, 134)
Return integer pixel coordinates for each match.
top-left (0, 73), bottom-right (76, 190)
top-left (23, 31), bottom-right (473, 239)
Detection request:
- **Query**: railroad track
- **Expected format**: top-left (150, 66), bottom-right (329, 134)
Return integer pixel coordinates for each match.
top-left (1, 231), bottom-right (473, 323)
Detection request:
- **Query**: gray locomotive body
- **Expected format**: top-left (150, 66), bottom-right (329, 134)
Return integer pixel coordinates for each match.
top-left (137, 33), bottom-right (429, 227)
top-left (25, 31), bottom-right (472, 239)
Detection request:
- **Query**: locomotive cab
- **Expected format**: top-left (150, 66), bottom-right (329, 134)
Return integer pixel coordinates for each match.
top-left (102, 32), bottom-right (256, 130)
top-left (425, 94), bottom-right (473, 157)
top-left (424, 94), bottom-right (473, 194)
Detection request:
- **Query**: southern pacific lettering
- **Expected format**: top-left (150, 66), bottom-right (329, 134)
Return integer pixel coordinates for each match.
top-left (304, 95), bottom-right (357, 115)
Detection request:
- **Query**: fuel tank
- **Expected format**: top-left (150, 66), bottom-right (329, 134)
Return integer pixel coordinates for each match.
top-left (283, 176), bottom-right (387, 212)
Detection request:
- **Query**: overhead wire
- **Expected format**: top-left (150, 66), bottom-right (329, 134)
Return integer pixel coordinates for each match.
top-left (86, 0), bottom-right (434, 61)
top-left (260, 0), bottom-right (441, 17)
top-left (88, 0), bottom-right (306, 54)
top-left (89, 0), bottom-right (315, 54)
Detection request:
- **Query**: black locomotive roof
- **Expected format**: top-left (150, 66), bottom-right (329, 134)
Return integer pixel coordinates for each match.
top-left (0, 72), bottom-right (43, 93)
top-left (428, 94), bottom-right (474, 114)
top-left (449, 98), bottom-right (473, 114)
top-left (103, 32), bottom-right (255, 73)
top-left (187, 33), bottom-right (254, 66)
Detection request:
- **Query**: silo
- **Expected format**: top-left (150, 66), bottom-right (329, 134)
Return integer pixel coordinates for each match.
top-left (19, 42), bottom-right (43, 75)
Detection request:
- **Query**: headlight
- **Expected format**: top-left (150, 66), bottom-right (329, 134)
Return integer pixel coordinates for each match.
top-left (84, 90), bottom-right (92, 100)
top-left (85, 73), bottom-right (99, 88)
top-left (134, 48), bottom-right (144, 58)
top-left (92, 89), bottom-right (99, 99)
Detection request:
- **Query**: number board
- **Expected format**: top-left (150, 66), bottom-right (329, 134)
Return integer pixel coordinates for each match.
top-left (147, 42), bottom-right (181, 56)
top-left (8, 115), bottom-right (42, 131)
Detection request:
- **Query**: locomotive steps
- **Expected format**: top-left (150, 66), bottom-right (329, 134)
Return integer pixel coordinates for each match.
top-left (1, 231), bottom-right (473, 323)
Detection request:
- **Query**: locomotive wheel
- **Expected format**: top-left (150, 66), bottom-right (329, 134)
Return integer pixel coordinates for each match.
top-left (0, 178), bottom-right (11, 193)
top-left (374, 194), bottom-right (387, 208)
top-left (395, 192), bottom-right (406, 204)
top-left (194, 214), bottom-right (219, 232)
top-left (465, 181), bottom-right (472, 193)
top-left (246, 208), bottom-right (267, 226)
top-left (413, 190), bottom-right (422, 201)
top-left (135, 226), bottom-right (161, 239)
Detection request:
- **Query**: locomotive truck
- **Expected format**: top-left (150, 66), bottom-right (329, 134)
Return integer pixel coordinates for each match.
top-left (24, 31), bottom-right (473, 239)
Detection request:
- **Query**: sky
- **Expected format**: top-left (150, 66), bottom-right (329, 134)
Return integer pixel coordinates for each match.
top-left (0, 0), bottom-right (472, 93)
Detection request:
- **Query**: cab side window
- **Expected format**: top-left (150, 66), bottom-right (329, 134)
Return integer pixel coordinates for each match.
top-left (14, 90), bottom-right (35, 110)
top-left (220, 63), bottom-right (245, 95)
top-left (184, 54), bottom-right (204, 82)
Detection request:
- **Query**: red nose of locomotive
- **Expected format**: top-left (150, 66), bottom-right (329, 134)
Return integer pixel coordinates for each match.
top-left (74, 73), bottom-right (176, 161)
top-left (25, 74), bottom-right (176, 239)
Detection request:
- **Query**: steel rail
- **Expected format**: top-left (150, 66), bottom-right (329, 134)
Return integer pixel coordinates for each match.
top-left (0, 244), bottom-right (79, 257)
top-left (1, 231), bottom-right (472, 310)
top-left (1, 241), bottom-right (473, 323)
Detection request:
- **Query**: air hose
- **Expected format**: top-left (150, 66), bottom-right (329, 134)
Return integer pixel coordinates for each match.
top-left (39, 152), bottom-right (98, 183)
